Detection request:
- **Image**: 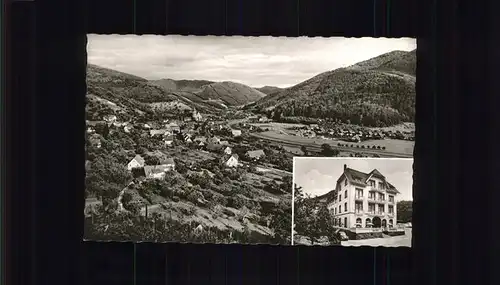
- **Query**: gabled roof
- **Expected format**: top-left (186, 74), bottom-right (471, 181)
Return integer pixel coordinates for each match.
top-left (339, 167), bottom-right (400, 194)
top-left (366, 169), bottom-right (385, 181)
top-left (130, 155), bottom-right (145, 166)
top-left (247, 149), bottom-right (265, 158)
top-left (194, 136), bottom-right (207, 142)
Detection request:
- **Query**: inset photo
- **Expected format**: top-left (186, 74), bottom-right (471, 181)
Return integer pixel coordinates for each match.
top-left (292, 157), bottom-right (413, 247)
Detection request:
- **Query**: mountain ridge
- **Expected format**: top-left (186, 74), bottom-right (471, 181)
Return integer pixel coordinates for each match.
top-left (247, 50), bottom-right (416, 127)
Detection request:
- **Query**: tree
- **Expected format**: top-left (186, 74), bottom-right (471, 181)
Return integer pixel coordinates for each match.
top-left (294, 185), bottom-right (321, 245)
top-left (94, 123), bottom-right (110, 138)
top-left (320, 143), bottom-right (340, 157)
top-left (397, 200), bottom-right (413, 222)
top-left (85, 155), bottom-right (132, 199)
top-left (144, 155), bottom-right (161, 166)
top-left (301, 145), bottom-right (308, 156)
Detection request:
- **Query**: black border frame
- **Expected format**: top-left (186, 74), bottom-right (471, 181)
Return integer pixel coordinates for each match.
top-left (5, 0), bottom-right (496, 284)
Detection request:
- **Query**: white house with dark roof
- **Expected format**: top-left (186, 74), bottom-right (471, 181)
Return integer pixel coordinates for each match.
top-left (127, 155), bottom-right (145, 171)
top-left (324, 164), bottom-right (400, 229)
top-left (225, 154), bottom-right (239, 168)
top-left (164, 135), bottom-right (174, 147)
top-left (231, 129), bottom-right (242, 137)
top-left (246, 149), bottom-right (265, 160)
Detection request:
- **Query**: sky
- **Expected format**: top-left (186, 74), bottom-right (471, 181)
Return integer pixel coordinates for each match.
top-left (293, 158), bottom-right (413, 201)
top-left (87, 34), bottom-right (416, 88)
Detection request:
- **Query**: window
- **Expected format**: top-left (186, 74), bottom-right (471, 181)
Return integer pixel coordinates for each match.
top-left (334, 208), bottom-right (337, 215)
top-left (356, 218), bottom-right (362, 227)
top-left (355, 202), bottom-right (363, 213)
top-left (379, 193), bottom-right (385, 201)
top-left (344, 217), bottom-right (347, 228)
top-left (368, 203), bottom-right (375, 213)
top-left (355, 188), bottom-right (363, 198)
top-left (338, 195), bottom-right (341, 201)
top-left (389, 195), bottom-right (394, 203)
top-left (339, 205), bottom-right (341, 213)
top-left (344, 190), bottom-right (347, 199)
top-left (365, 218), bottom-right (371, 228)
top-left (369, 191), bottom-right (376, 199)
top-left (378, 204), bottom-right (385, 214)
top-left (378, 182), bottom-right (384, 189)
top-left (388, 205), bottom-right (394, 214)
top-left (369, 180), bottom-right (375, 187)
top-left (344, 179), bottom-right (347, 186)
top-left (344, 202), bottom-right (347, 212)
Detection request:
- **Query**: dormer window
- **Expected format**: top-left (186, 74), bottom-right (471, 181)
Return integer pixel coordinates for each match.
top-left (344, 179), bottom-right (348, 186)
top-left (369, 180), bottom-right (375, 187)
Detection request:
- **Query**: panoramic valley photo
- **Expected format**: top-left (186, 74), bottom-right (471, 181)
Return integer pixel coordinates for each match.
top-left (84, 35), bottom-right (416, 244)
top-left (292, 157), bottom-right (413, 247)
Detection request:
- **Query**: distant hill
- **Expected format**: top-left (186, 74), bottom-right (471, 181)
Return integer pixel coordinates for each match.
top-left (86, 65), bottom-right (223, 121)
top-left (197, 81), bottom-right (267, 106)
top-left (256, 86), bottom-right (283, 95)
top-left (247, 50), bottom-right (416, 127)
top-left (150, 78), bottom-right (214, 93)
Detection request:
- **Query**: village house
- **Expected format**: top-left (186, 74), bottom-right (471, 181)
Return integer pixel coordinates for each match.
top-left (127, 154), bottom-right (146, 171)
top-left (225, 154), bottom-right (239, 168)
top-left (124, 125), bottom-right (133, 133)
top-left (209, 136), bottom-right (221, 144)
top-left (326, 164), bottom-right (400, 229)
top-left (103, 114), bottom-right (117, 124)
top-left (231, 129), bottom-right (242, 137)
top-left (194, 136), bottom-right (207, 144)
top-left (87, 133), bottom-right (103, 148)
top-left (224, 146), bottom-right (232, 155)
top-left (164, 135), bottom-right (174, 147)
top-left (192, 110), bottom-right (203, 121)
top-left (246, 149), bottom-right (266, 160)
top-left (183, 134), bottom-right (193, 143)
top-left (150, 129), bottom-right (170, 137)
top-left (166, 122), bottom-right (181, 133)
top-left (143, 165), bottom-right (169, 180)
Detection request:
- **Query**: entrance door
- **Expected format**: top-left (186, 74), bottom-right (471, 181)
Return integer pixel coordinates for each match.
top-left (372, 217), bottom-right (382, 228)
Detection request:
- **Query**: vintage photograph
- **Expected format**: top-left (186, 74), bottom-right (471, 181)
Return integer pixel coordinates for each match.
top-left (292, 157), bottom-right (413, 247)
top-left (83, 34), bottom-right (416, 244)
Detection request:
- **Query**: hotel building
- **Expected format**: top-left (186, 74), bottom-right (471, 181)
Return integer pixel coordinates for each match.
top-left (324, 164), bottom-right (400, 229)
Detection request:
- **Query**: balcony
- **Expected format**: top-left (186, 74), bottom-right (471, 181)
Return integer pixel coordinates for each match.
top-left (368, 196), bottom-right (377, 202)
top-left (375, 199), bottom-right (386, 204)
top-left (367, 186), bottom-right (385, 193)
top-left (355, 195), bottom-right (364, 201)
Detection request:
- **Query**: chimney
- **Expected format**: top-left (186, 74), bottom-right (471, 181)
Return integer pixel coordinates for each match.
top-left (344, 164), bottom-right (347, 170)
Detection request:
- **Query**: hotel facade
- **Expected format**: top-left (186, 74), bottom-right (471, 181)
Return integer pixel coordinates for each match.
top-left (326, 164), bottom-right (400, 229)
